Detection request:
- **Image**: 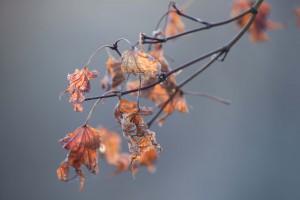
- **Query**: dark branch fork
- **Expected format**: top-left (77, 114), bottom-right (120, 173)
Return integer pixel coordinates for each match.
top-left (84, 0), bottom-right (263, 127)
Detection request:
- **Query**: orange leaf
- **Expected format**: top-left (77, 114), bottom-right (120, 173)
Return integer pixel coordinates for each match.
top-left (295, 7), bottom-right (300, 27)
top-left (120, 107), bottom-right (161, 166)
top-left (231, 0), bottom-right (283, 42)
top-left (57, 125), bottom-right (101, 191)
top-left (101, 55), bottom-right (125, 90)
top-left (121, 48), bottom-right (161, 79)
top-left (99, 126), bottom-right (131, 176)
top-left (63, 67), bottom-right (98, 112)
top-left (165, 10), bottom-right (185, 37)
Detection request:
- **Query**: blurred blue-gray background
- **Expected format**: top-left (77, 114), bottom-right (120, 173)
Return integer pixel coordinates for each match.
top-left (1, 0), bottom-right (300, 200)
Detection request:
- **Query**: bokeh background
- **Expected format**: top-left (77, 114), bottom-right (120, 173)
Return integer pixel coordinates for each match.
top-left (1, 0), bottom-right (300, 200)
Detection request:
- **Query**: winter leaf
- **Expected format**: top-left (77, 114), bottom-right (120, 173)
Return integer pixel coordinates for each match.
top-left (57, 125), bottom-right (101, 191)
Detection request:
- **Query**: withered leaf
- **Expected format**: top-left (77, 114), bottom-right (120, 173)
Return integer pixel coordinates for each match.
top-left (98, 126), bottom-right (131, 176)
top-left (165, 10), bottom-right (185, 37)
top-left (158, 90), bottom-right (189, 126)
top-left (63, 67), bottom-right (98, 112)
top-left (231, 0), bottom-right (283, 42)
top-left (121, 48), bottom-right (161, 79)
top-left (295, 7), bottom-right (300, 27)
top-left (127, 80), bottom-right (188, 126)
top-left (101, 55), bottom-right (125, 90)
top-left (57, 125), bottom-right (101, 191)
top-left (120, 107), bottom-right (161, 165)
top-left (114, 99), bottom-right (138, 124)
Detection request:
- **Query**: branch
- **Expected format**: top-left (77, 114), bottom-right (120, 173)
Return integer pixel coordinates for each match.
top-left (142, 6), bottom-right (254, 44)
top-left (147, 1), bottom-right (262, 127)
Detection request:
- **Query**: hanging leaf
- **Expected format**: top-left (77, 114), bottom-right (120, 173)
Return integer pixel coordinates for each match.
top-left (99, 126), bottom-right (131, 176)
top-left (62, 67), bottom-right (98, 112)
top-left (165, 9), bottom-right (185, 37)
top-left (119, 105), bottom-right (161, 165)
top-left (295, 7), bottom-right (300, 27)
top-left (101, 55), bottom-right (125, 90)
top-left (121, 48), bottom-right (161, 79)
top-left (57, 125), bottom-right (101, 191)
top-left (231, 0), bottom-right (283, 42)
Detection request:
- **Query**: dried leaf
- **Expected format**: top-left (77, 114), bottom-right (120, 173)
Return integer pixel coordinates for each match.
top-left (231, 0), bottom-right (283, 42)
top-left (57, 125), bottom-right (101, 191)
top-left (63, 67), bottom-right (98, 112)
top-left (136, 149), bottom-right (158, 173)
top-left (120, 107), bottom-right (160, 165)
top-left (127, 81), bottom-right (188, 126)
top-left (149, 45), bottom-right (170, 73)
top-left (158, 90), bottom-right (189, 126)
top-left (101, 55), bottom-right (125, 90)
top-left (114, 99), bottom-right (138, 123)
top-left (121, 48), bottom-right (161, 78)
top-left (98, 127), bottom-right (131, 175)
top-left (57, 161), bottom-right (69, 182)
top-left (295, 7), bottom-right (300, 27)
top-left (165, 10), bottom-right (185, 37)
top-left (127, 81), bottom-right (169, 107)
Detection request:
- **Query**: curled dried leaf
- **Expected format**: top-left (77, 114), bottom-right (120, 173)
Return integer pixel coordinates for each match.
top-left (114, 99), bottom-right (138, 123)
top-left (231, 0), bottom-right (283, 42)
top-left (63, 67), bottom-right (98, 112)
top-left (121, 48), bottom-right (161, 78)
top-left (120, 108), bottom-right (160, 166)
top-left (57, 125), bottom-right (101, 191)
top-left (101, 55), bottom-right (125, 90)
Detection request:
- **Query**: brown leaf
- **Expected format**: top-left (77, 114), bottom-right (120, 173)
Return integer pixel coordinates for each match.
top-left (101, 55), bottom-right (125, 90)
top-left (120, 107), bottom-right (160, 165)
top-left (165, 10), bottom-right (185, 37)
top-left (57, 125), bottom-right (101, 191)
top-left (99, 127), bottom-right (131, 175)
top-left (136, 149), bottom-right (158, 173)
top-left (127, 80), bottom-right (188, 126)
top-left (57, 161), bottom-right (69, 182)
top-left (158, 90), bottom-right (189, 126)
top-left (127, 81), bottom-right (169, 107)
top-left (295, 7), bottom-right (300, 27)
top-left (121, 48), bottom-right (161, 79)
top-left (63, 67), bottom-right (98, 112)
top-left (114, 99), bottom-right (138, 124)
top-left (149, 46), bottom-right (170, 73)
top-left (231, 0), bottom-right (283, 42)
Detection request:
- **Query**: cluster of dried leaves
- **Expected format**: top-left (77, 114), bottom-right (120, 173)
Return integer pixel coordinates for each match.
top-left (57, 0), bottom-right (297, 191)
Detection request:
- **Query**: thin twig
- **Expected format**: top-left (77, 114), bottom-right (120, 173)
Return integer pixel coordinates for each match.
top-left (142, 7), bottom-right (252, 44)
top-left (183, 91), bottom-right (231, 105)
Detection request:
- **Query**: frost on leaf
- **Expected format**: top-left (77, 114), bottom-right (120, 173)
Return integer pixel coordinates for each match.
top-left (121, 48), bottom-right (161, 79)
top-left (119, 104), bottom-right (161, 167)
top-left (231, 0), bottom-right (283, 42)
top-left (57, 125), bottom-right (101, 191)
top-left (98, 126), bottom-right (130, 176)
top-left (295, 7), bottom-right (300, 27)
top-left (101, 55), bottom-right (125, 90)
top-left (63, 67), bottom-right (98, 112)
